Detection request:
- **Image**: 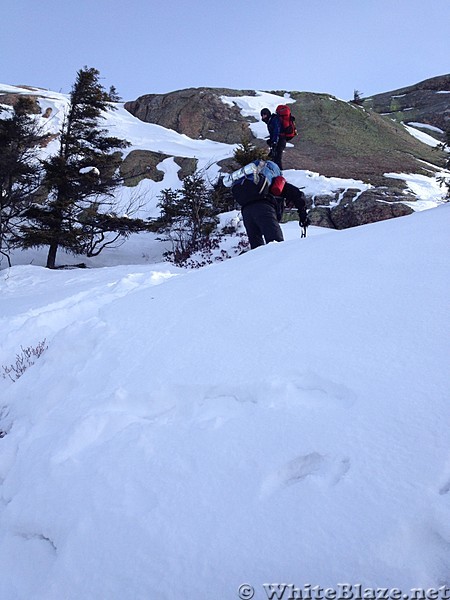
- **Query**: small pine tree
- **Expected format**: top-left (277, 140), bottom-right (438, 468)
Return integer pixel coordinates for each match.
top-left (233, 136), bottom-right (268, 167)
top-left (17, 67), bottom-right (147, 268)
top-left (210, 178), bottom-right (236, 214)
top-left (351, 90), bottom-right (364, 105)
top-left (0, 97), bottom-right (46, 266)
top-left (156, 171), bottom-right (219, 265)
top-left (438, 129), bottom-right (450, 199)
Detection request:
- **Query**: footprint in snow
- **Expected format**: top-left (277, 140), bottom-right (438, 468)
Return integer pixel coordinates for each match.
top-left (437, 457), bottom-right (450, 495)
top-left (438, 477), bottom-right (450, 496)
top-left (261, 452), bottom-right (350, 497)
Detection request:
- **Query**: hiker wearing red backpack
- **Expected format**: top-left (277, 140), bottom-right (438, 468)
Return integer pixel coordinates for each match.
top-left (260, 105), bottom-right (297, 171)
top-left (225, 159), bottom-right (309, 249)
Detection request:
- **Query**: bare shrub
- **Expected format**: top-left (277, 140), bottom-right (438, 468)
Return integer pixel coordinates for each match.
top-left (2, 339), bottom-right (48, 382)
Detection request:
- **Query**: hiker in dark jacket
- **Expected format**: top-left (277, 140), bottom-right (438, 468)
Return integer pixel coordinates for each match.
top-left (261, 107), bottom-right (286, 170)
top-left (229, 160), bottom-right (309, 249)
top-left (231, 166), bottom-right (284, 250)
top-left (237, 183), bottom-right (309, 248)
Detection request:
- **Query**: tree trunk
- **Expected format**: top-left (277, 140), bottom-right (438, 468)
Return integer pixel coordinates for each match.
top-left (0, 249), bottom-right (12, 268)
top-left (46, 242), bottom-right (58, 269)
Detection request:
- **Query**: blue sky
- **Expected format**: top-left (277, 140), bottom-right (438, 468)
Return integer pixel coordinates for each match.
top-left (2, 0), bottom-right (449, 101)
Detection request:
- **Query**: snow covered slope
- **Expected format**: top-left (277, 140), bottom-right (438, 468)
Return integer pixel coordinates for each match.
top-left (1, 83), bottom-right (448, 226)
top-left (1, 205), bottom-right (449, 598)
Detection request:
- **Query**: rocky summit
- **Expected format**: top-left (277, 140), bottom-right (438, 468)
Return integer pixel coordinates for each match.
top-left (123, 75), bottom-right (449, 229)
top-left (362, 73), bottom-right (450, 134)
top-left (1, 76), bottom-right (449, 230)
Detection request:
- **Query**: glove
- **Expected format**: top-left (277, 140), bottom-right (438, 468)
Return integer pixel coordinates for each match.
top-left (268, 144), bottom-right (277, 159)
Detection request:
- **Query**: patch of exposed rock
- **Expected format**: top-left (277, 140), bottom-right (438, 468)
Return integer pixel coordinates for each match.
top-left (124, 87), bottom-right (255, 143)
top-left (120, 150), bottom-right (198, 186)
top-left (174, 157), bottom-right (198, 180)
top-left (362, 74), bottom-right (450, 138)
top-left (0, 92), bottom-right (41, 114)
top-left (120, 150), bottom-right (169, 186)
top-left (308, 187), bottom-right (415, 229)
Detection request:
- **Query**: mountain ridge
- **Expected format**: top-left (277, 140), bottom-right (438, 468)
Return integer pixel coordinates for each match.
top-left (361, 73), bottom-right (450, 133)
top-left (1, 75), bottom-right (449, 230)
top-left (122, 76), bottom-right (448, 185)
top-left (120, 75), bottom-right (449, 228)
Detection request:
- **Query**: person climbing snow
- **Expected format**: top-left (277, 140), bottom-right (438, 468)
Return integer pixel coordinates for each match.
top-left (223, 160), bottom-right (309, 249)
top-left (260, 107), bottom-right (286, 170)
top-left (261, 105), bottom-right (297, 171)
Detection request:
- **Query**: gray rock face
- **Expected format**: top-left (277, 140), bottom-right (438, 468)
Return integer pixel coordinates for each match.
top-left (123, 81), bottom-right (447, 230)
top-left (308, 188), bottom-right (415, 229)
top-left (0, 92), bottom-right (41, 113)
top-left (119, 151), bottom-right (199, 187)
top-left (124, 84), bottom-right (447, 188)
top-left (2, 78), bottom-right (447, 231)
top-left (362, 74), bottom-right (450, 137)
top-left (124, 87), bottom-right (254, 143)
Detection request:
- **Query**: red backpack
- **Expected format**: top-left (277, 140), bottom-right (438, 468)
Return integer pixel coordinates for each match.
top-left (276, 105), bottom-right (297, 140)
top-left (270, 175), bottom-right (286, 196)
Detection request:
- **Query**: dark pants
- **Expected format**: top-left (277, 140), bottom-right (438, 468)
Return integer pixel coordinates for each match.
top-left (242, 201), bottom-right (284, 249)
top-left (270, 137), bottom-right (287, 170)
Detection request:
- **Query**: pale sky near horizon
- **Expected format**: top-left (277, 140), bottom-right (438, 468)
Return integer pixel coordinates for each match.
top-left (2, 0), bottom-right (449, 102)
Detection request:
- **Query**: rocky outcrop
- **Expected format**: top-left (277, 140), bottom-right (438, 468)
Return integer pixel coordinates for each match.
top-left (0, 92), bottom-right (41, 113)
top-left (362, 74), bottom-right (450, 138)
top-left (125, 87), bottom-right (447, 187)
top-left (120, 150), bottom-right (169, 185)
top-left (119, 151), bottom-right (198, 186)
top-left (124, 87), bottom-right (254, 143)
top-left (282, 91), bottom-right (447, 185)
top-left (119, 150), bottom-right (197, 187)
top-left (308, 187), bottom-right (415, 229)
top-left (174, 157), bottom-right (198, 180)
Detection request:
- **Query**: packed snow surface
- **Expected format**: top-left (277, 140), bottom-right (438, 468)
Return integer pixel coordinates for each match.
top-left (1, 205), bottom-right (449, 599)
top-left (1, 83), bottom-right (449, 598)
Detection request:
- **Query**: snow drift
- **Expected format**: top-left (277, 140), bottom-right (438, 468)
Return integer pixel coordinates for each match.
top-left (0, 204), bottom-right (449, 599)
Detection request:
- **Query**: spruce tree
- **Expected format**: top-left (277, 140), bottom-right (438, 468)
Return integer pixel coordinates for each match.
top-left (19, 66), bottom-right (146, 268)
top-left (438, 129), bottom-right (450, 198)
top-left (156, 171), bottom-right (219, 264)
top-left (0, 97), bottom-right (45, 266)
top-left (233, 136), bottom-right (267, 167)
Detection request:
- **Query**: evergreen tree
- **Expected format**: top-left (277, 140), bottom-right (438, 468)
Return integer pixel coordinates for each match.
top-left (209, 178), bottom-right (236, 214)
top-left (0, 97), bottom-right (45, 266)
top-left (351, 90), bottom-right (364, 105)
top-left (18, 66), bottom-right (146, 268)
top-left (233, 136), bottom-right (268, 167)
top-left (156, 171), bottom-right (219, 265)
top-left (438, 129), bottom-right (450, 198)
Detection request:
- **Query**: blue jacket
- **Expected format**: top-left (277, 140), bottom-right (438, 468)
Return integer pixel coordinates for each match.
top-left (266, 113), bottom-right (281, 146)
